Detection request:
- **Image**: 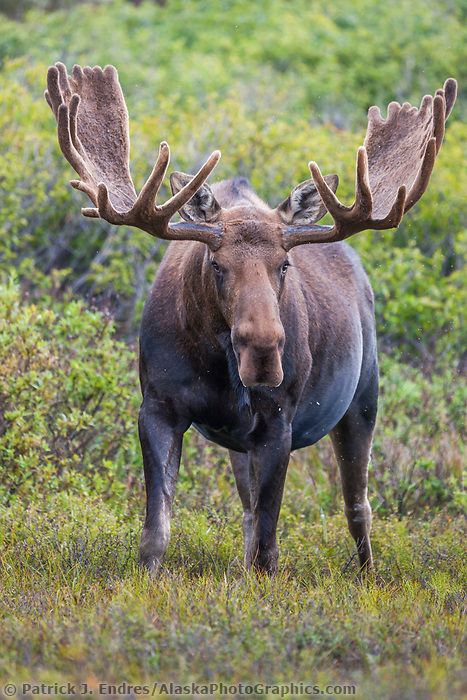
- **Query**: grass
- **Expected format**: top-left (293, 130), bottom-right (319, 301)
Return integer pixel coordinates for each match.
top-left (1, 484), bottom-right (465, 699)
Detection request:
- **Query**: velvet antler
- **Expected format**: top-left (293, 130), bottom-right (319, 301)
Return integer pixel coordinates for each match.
top-left (282, 79), bottom-right (457, 249)
top-left (45, 63), bottom-right (223, 249)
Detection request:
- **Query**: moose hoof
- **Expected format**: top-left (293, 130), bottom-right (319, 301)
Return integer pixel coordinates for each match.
top-left (355, 536), bottom-right (373, 572)
top-left (139, 528), bottom-right (169, 577)
top-left (139, 550), bottom-right (164, 578)
top-left (248, 544), bottom-right (279, 576)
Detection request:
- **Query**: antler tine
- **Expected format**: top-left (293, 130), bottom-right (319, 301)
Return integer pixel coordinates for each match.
top-left (96, 183), bottom-right (126, 225)
top-left (68, 93), bottom-right (86, 156)
top-left (71, 180), bottom-right (98, 206)
top-left (433, 94), bottom-right (446, 153)
top-left (354, 147), bottom-right (373, 219)
top-left (308, 161), bottom-right (349, 217)
top-left (309, 146), bottom-right (373, 225)
top-left (55, 62), bottom-right (72, 101)
top-left (443, 78), bottom-right (458, 119)
top-left (376, 185), bottom-right (406, 229)
top-left (404, 137), bottom-right (436, 213)
top-left (56, 102), bottom-right (91, 182)
top-left (135, 141), bottom-right (171, 216)
top-left (81, 207), bottom-right (100, 218)
top-left (45, 65), bottom-right (63, 118)
top-left (284, 78), bottom-right (457, 249)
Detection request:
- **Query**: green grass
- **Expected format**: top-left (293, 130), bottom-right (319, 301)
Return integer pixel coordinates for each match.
top-left (1, 486), bottom-right (465, 699)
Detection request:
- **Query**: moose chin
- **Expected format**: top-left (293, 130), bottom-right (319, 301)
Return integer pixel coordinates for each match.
top-left (46, 62), bottom-right (457, 577)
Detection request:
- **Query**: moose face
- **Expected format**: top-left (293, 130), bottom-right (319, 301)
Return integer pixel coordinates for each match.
top-left (209, 214), bottom-right (288, 388)
top-left (169, 174), bottom-right (339, 388)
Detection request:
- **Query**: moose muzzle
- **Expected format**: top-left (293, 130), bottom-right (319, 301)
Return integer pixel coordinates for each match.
top-left (232, 323), bottom-right (285, 388)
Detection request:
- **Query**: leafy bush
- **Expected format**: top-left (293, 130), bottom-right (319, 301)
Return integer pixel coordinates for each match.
top-left (1, 0), bottom-right (465, 121)
top-left (283, 360), bottom-right (465, 522)
top-left (371, 355), bottom-right (465, 515)
top-left (0, 279), bottom-right (139, 505)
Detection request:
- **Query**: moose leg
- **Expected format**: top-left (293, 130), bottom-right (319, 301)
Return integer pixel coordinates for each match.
top-left (138, 395), bottom-right (188, 575)
top-left (247, 421), bottom-right (292, 574)
top-left (330, 385), bottom-right (377, 570)
top-left (229, 449), bottom-right (253, 565)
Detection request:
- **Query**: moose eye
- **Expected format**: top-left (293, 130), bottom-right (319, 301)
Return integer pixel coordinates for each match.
top-left (280, 260), bottom-right (290, 276)
top-left (211, 260), bottom-right (222, 274)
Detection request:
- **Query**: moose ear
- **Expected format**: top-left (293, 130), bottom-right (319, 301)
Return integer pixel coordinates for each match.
top-left (276, 175), bottom-right (339, 225)
top-left (170, 172), bottom-right (221, 223)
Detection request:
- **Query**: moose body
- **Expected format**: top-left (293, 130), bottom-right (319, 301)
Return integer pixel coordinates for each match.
top-left (45, 62), bottom-right (456, 575)
top-left (139, 181), bottom-right (378, 572)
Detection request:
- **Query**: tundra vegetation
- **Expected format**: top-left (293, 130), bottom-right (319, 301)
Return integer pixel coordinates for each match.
top-left (0, 1), bottom-right (465, 698)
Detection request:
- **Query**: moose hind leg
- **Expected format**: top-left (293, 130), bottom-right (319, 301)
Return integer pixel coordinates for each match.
top-left (330, 385), bottom-right (377, 570)
top-left (229, 449), bottom-right (253, 565)
top-left (138, 395), bottom-right (188, 576)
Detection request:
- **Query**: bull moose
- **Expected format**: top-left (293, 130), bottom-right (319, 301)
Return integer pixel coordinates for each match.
top-left (45, 63), bottom-right (457, 575)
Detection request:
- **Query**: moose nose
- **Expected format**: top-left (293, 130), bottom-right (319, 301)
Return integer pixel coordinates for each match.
top-left (232, 322), bottom-right (285, 388)
top-left (237, 348), bottom-right (284, 388)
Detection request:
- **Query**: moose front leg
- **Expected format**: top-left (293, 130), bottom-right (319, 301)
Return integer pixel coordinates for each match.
top-left (138, 395), bottom-right (189, 576)
top-left (229, 449), bottom-right (253, 565)
top-left (246, 420), bottom-right (292, 575)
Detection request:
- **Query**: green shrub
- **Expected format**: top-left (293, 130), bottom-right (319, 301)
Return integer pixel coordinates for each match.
top-left (1, 0), bottom-right (465, 122)
top-left (370, 355), bottom-right (465, 516)
top-left (0, 279), bottom-right (140, 505)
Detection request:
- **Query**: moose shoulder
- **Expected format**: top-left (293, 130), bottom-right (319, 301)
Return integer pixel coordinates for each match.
top-left (45, 63), bottom-right (457, 576)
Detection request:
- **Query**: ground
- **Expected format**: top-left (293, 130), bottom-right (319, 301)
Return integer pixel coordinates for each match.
top-left (1, 456), bottom-right (464, 700)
